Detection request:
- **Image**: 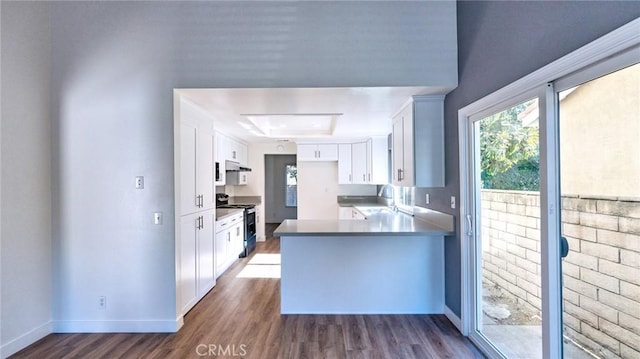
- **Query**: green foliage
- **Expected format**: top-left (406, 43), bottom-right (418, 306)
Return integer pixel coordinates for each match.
top-left (480, 101), bottom-right (540, 191)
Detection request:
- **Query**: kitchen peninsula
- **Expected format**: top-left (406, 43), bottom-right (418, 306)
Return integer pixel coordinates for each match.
top-left (274, 208), bottom-right (454, 314)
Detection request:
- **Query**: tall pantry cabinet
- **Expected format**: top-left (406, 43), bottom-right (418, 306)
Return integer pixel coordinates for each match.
top-left (175, 98), bottom-right (217, 317)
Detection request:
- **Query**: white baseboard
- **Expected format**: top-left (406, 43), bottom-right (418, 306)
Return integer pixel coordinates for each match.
top-left (444, 305), bottom-right (463, 333)
top-left (52, 319), bottom-right (182, 333)
top-left (1, 321), bottom-right (52, 359)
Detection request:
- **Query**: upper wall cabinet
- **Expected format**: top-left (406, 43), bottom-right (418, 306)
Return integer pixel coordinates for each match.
top-left (392, 95), bottom-right (445, 188)
top-left (337, 137), bottom-right (389, 185)
top-left (297, 144), bottom-right (339, 161)
top-left (215, 131), bottom-right (249, 186)
top-left (216, 132), bottom-right (248, 165)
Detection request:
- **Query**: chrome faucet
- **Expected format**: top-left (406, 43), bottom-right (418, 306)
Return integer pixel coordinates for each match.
top-left (377, 184), bottom-right (396, 211)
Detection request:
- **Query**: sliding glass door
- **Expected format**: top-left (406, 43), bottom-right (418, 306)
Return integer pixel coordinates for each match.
top-left (460, 23), bottom-right (639, 359)
top-left (467, 95), bottom-right (544, 358)
top-left (556, 61), bottom-right (640, 359)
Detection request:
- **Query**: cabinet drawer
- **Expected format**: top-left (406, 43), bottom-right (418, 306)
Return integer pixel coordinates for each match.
top-left (215, 212), bottom-right (243, 232)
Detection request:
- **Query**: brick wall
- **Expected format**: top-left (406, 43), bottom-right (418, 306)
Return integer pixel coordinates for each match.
top-left (481, 190), bottom-right (640, 359)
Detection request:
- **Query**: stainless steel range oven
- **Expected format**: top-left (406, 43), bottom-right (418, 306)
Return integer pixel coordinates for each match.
top-left (216, 194), bottom-right (257, 258)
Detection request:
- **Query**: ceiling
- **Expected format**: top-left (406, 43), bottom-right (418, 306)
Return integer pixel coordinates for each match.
top-left (177, 87), bottom-right (444, 143)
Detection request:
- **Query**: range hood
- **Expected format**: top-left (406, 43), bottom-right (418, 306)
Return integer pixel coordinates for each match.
top-left (225, 160), bottom-right (252, 172)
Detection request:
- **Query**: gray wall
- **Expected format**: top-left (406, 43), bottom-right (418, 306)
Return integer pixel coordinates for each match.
top-left (43, 0), bottom-right (456, 333)
top-left (417, 1), bottom-right (640, 317)
top-left (265, 155), bottom-right (298, 223)
top-left (1, 2), bottom-right (52, 355)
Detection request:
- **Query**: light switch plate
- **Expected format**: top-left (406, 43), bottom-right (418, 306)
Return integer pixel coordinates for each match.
top-left (154, 212), bottom-right (163, 225)
top-left (451, 196), bottom-right (456, 209)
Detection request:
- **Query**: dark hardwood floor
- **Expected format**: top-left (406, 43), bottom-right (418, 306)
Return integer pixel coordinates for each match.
top-left (12, 233), bottom-right (484, 359)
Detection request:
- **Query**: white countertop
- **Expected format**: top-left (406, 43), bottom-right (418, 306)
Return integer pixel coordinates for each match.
top-left (215, 208), bottom-right (243, 221)
top-left (274, 209), bottom-right (454, 237)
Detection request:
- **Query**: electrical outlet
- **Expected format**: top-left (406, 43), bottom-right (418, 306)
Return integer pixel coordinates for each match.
top-left (451, 196), bottom-right (456, 209)
top-left (135, 176), bottom-right (144, 189)
top-left (99, 296), bottom-right (107, 310)
top-left (425, 194), bottom-right (430, 204)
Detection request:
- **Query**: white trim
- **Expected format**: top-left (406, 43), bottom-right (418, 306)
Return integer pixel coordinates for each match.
top-left (539, 83), bottom-right (563, 359)
top-left (52, 319), bottom-right (181, 333)
top-left (443, 305), bottom-right (462, 333)
top-left (458, 17), bottom-right (639, 359)
top-left (1, 321), bottom-right (52, 359)
top-left (457, 113), bottom-right (472, 337)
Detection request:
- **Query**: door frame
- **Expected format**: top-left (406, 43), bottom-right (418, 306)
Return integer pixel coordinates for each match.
top-left (458, 18), bottom-right (640, 359)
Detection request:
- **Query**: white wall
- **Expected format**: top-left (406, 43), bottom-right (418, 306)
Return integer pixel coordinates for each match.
top-left (297, 162), bottom-right (377, 220)
top-left (0, 0), bottom-right (456, 337)
top-left (1, 2), bottom-right (52, 357)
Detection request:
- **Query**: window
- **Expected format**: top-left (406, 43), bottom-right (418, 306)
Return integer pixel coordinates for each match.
top-left (285, 164), bottom-right (297, 207)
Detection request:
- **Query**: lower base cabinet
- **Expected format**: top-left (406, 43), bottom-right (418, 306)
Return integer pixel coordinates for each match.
top-left (215, 212), bottom-right (244, 278)
top-left (179, 209), bottom-right (216, 315)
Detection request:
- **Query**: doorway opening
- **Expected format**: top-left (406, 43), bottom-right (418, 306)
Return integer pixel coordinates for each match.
top-left (265, 154), bottom-right (298, 238)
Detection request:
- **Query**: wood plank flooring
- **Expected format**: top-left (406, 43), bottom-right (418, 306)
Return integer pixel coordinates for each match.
top-left (11, 234), bottom-right (484, 359)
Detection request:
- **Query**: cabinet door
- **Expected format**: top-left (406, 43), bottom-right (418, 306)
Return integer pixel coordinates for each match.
top-left (215, 228), bottom-right (229, 278)
top-left (238, 172), bottom-right (248, 185)
top-left (255, 204), bottom-right (263, 241)
top-left (317, 144), bottom-right (338, 161)
top-left (180, 214), bottom-right (198, 314)
top-left (227, 137), bottom-right (239, 161)
top-left (352, 142), bottom-right (368, 184)
top-left (297, 144), bottom-right (318, 161)
top-left (198, 210), bottom-right (216, 297)
top-left (237, 142), bottom-right (248, 165)
top-left (338, 144), bottom-right (352, 184)
top-left (180, 120), bottom-right (199, 215)
top-left (370, 136), bottom-right (390, 184)
top-left (197, 124), bottom-right (215, 210)
top-left (402, 106), bottom-right (415, 187)
top-left (232, 223), bottom-right (244, 257)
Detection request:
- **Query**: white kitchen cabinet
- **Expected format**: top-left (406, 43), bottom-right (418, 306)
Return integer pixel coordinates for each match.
top-left (369, 136), bottom-right (390, 184)
top-left (297, 144), bottom-right (339, 161)
top-left (215, 212), bottom-right (244, 278)
top-left (179, 213), bottom-right (198, 314)
top-left (338, 144), bottom-right (352, 184)
top-left (179, 209), bottom-right (215, 315)
top-left (352, 142), bottom-right (368, 184)
top-left (392, 96), bottom-right (445, 188)
top-left (198, 210), bottom-right (216, 298)
top-left (255, 204), bottom-right (264, 241)
top-left (180, 114), bottom-right (215, 215)
top-left (214, 227), bottom-right (230, 279)
top-left (176, 99), bottom-right (218, 317)
top-left (226, 171), bottom-right (248, 186)
top-left (337, 138), bottom-right (389, 185)
top-left (231, 221), bottom-right (244, 259)
top-left (216, 132), bottom-right (248, 163)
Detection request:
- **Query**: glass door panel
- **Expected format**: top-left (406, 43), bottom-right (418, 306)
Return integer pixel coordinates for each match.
top-left (559, 62), bottom-right (640, 359)
top-left (473, 98), bottom-right (542, 358)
